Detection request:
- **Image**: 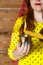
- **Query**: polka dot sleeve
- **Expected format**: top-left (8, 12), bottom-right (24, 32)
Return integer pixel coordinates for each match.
top-left (8, 16), bottom-right (23, 60)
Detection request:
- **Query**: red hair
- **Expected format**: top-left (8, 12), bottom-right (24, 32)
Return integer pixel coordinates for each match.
top-left (17, 0), bottom-right (29, 17)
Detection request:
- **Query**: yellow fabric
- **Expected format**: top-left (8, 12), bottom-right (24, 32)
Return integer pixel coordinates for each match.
top-left (8, 16), bottom-right (43, 65)
top-left (8, 16), bottom-right (23, 60)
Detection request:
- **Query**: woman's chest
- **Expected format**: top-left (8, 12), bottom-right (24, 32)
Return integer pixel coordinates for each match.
top-left (31, 22), bottom-right (43, 44)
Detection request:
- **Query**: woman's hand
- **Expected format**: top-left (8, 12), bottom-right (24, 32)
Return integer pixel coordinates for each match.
top-left (12, 42), bottom-right (31, 60)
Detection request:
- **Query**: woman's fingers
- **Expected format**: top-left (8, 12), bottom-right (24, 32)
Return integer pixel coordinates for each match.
top-left (17, 42), bottom-right (31, 55)
top-left (22, 44), bottom-right (28, 54)
top-left (25, 44), bottom-right (31, 55)
top-left (20, 43), bottom-right (25, 52)
top-left (17, 42), bottom-right (21, 52)
top-left (17, 42), bottom-right (21, 47)
top-left (17, 42), bottom-right (25, 53)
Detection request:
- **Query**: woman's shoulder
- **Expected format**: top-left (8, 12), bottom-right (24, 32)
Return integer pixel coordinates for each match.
top-left (17, 15), bottom-right (26, 22)
top-left (17, 15), bottom-right (23, 20)
top-left (13, 15), bottom-right (26, 29)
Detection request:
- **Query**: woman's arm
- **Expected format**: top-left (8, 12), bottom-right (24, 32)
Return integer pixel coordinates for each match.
top-left (8, 16), bottom-right (23, 60)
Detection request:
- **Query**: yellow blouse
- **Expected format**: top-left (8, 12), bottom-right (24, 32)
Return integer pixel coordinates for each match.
top-left (8, 16), bottom-right (43, 65)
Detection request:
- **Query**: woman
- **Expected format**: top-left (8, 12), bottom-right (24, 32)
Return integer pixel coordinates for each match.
top-left (8, 0), bottom-right (43, 65)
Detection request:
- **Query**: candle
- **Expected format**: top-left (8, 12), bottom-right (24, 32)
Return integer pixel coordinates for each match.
top-left (20, 34), bottom-right (29, 44)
